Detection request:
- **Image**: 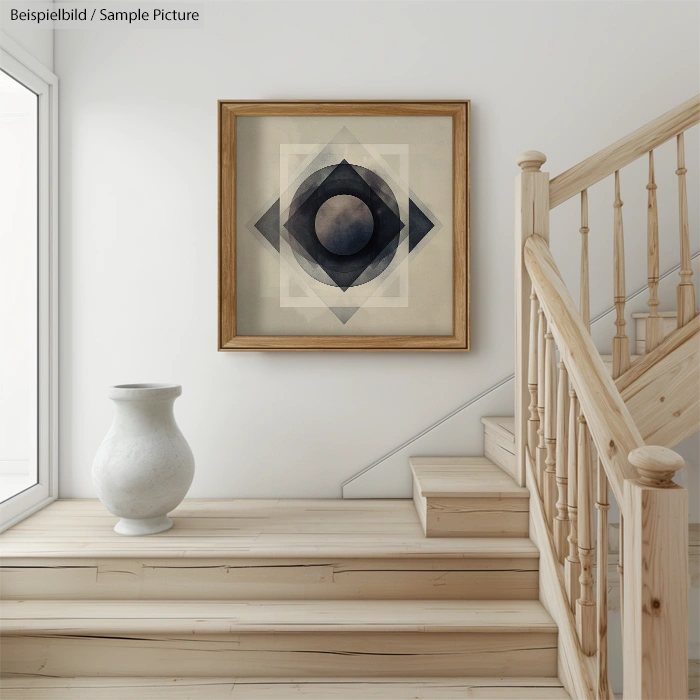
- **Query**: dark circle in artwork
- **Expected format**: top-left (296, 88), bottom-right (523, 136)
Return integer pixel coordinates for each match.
top-left (314, 195), bottom-right (374, 256)
top-left (284, 160), bottom-right (404, 290)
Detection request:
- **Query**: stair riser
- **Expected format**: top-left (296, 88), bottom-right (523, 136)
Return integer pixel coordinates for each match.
top-left (2, 632), bottom-right (558, 678)
top-left (634, 315), bottom-right (679, 355)
top-left (413, 482), bottom-right (529, 538)
top-left (483, 430), bottom-right (515, 476)
top-left (0, 557), bottom-right (539, 601)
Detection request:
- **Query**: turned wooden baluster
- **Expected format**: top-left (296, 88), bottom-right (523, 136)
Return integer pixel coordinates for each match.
top-left (676, 132), bottom-right (696, 328)
top-left (565, 385), bottom-right (580, 611)
top-left (618, 515), bottom-right (625, 635)
top-left (536, 307), bottom-right (547, 491)
top-left (596, 288), bottom-right (632, 700)
top-left (646, 151), bottom-right (664, 352)
top-left (580, 189), bottom-right (590, 329)
top-left (527, 293), bottom-right (540, 459)
top-left (576, 412), bottom-right (596, 656)
top-left (613, 171), bottom-right (631, 378)
top-left (554, 360), bottom-right (569, 563)
top-left (596, 457), bottom-right (611, 698)
top-left (543, 326), bottom-right (557, 526)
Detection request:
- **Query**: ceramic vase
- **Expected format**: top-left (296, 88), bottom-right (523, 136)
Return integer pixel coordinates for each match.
top-left (92, 384), bottom-right (195, 536)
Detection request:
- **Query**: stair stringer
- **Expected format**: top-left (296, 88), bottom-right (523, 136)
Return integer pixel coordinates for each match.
top-left (525, 449), bottom-right (596, 700)
top-left (617, 314), bottom-right (700, 448)
top-left (343, 255), bottom-right (698, 499)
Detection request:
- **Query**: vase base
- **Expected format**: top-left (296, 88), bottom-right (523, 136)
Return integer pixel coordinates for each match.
top-left (114, 515), bottom-right (173, 536)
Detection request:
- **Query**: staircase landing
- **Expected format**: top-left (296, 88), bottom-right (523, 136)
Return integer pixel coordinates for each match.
top-left (0, 498), bottom-right (538, 560)
top-left (0, 498), bottom-right (565, 695)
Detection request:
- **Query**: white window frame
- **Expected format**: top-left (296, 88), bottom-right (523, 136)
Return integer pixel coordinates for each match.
top-left (0, 32), bottom-right (58, 532)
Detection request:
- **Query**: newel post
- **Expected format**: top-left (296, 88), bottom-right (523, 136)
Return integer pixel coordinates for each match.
top-left (623, 446), bottom-right (688, 700)
top-left (515, 151), bottom-right (549, 487)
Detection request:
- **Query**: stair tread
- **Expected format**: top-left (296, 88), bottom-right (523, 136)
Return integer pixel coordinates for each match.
top-left (632, 310), bottom-right (683, 318)
top-left (481, 416), bottom-right (515, 444)
top-left (410, 457), bottom-right (528, 498)
top-left (600, 353), bottom-right (642, 364)
top-left (0, 599), bottom-right (557, 634)
top-left (0, 499), bottom-right (539, 559)
top-left (0, 676), bottom-right (570, 699)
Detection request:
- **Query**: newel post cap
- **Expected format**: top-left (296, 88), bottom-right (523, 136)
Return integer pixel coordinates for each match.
top-left (517, 151), bottom-right (547, 172)
top-left (629, 445), bottom-right (684, 488)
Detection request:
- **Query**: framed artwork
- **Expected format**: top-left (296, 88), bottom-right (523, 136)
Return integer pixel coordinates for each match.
top-left (218, 101), bottom-right (469, 351)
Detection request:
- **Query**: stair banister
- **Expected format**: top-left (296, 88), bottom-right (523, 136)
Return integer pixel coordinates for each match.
top-left (549, 95), bottom-right (700, 208)
top-left (515, 96), bottom-right (697, 700)
top-left (522, 231), bottom-right (689, 700)
top-left (523, 234), bottom-right (638, 505)
top-left (514, 150), bottom-right (549, 487)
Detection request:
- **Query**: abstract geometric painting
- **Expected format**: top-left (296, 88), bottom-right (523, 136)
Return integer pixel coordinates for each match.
top-left (219, 102), bottom-right (469, 351)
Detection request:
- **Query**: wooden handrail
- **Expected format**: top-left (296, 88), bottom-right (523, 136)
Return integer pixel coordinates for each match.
top-left (549, 95), bottom-right (700, 208)
top-left (516, 105), bottom-right (692, 695)
top-left (523, 234), bottom-right (642, 506)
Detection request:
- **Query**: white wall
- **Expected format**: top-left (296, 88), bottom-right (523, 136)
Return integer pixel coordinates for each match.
top-left (1, 15), bottom-right (53, 71)
top-left (54, 0), bottom-right (699, 498)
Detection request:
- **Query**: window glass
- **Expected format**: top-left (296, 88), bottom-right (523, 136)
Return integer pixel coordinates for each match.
top-left (0, 69), bottom-right (38, 503)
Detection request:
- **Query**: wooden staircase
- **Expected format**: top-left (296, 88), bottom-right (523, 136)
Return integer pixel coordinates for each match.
top-left (0, 480), bottom-right (568, 697)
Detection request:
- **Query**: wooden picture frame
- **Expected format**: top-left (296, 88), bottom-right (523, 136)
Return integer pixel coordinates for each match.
top-left (218, 101), bottom-right (469, 351)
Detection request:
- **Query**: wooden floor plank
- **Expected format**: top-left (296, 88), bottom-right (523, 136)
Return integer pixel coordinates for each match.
top-left (0, 500), bottom-right (539, 559)
top-left (0, 677), bottom-right (570, 699)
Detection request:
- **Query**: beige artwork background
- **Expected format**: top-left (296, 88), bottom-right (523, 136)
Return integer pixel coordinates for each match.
top-left (235, 116), bottom-right (454, 336)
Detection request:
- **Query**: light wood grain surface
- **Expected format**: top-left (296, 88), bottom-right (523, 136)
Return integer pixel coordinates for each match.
top-left (549, 95), bottom-right (700, 208)
top-left (0, 499), bottom-right (540, 560)
top-left (605, 523), bottom-right (699, 611)
top-left (411, 458), bottom-right (529, 538)
top-left (410, 457), bottom-right (529, 499)
top-left (481, 417), bottom-right (517, 477)
top-left (0, 599), bottom-right (557, 635)
top-left (1, 555), bottom-right (540, 602)
top-left (525, 451), bottom-right (596, 700)
top-left (0, 676), bottom-right (571, 699)
top-left (515, 150), bottom-right (550, 487)
top-left (617, 313), bottom-right (700, 449)
top-left (524, 234), bottom-right (642, 506)
top-left (0, 631), bottom-right (560, 679)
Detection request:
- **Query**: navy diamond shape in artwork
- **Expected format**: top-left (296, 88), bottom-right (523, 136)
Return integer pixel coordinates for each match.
top-left (247, 127), bottom-right (442, 325)
top-left (283, 161), bottom-right (404, 291)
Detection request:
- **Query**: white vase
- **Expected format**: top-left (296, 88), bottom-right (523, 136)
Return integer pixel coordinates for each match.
top-left (92, 384), bottom-right (195, 536)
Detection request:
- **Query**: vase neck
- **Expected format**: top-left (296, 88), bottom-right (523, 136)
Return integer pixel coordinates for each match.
top-left (111, 397), bottom-right (177, 433)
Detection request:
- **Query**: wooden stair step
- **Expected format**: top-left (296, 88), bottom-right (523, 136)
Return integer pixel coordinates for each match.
top-left (410, 457), bottom-right (529, 538)
top-left (0, 599), bottom-right (558, 679)
top-left (0, 500), bottom-right (539, 601)
top-left (599, 353), bottom-right (642, 373)
top-left (632, 309), bottom-right (696, 356)
top-left (481, 417), bottom-right (516, 475)
top-left (0, 676), bottom-right (571, 698)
